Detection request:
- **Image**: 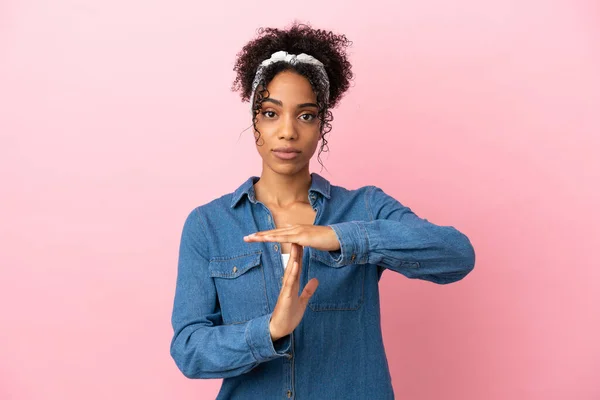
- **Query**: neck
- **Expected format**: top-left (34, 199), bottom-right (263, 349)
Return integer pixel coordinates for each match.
top-left (254, 165), bottom-right (312, 208)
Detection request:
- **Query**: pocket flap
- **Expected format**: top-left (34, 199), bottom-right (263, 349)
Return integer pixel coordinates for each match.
top-left (308, 248), bottom-right (339, 267)
top-left (208, 252), bottom-right (262, 278)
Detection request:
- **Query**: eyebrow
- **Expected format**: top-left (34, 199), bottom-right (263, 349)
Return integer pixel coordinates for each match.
top-left (262, 98), bottom-right (318, 109)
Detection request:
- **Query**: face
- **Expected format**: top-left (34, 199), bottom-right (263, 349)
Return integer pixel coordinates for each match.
top-left (253, 70), bottom-right (322, 174)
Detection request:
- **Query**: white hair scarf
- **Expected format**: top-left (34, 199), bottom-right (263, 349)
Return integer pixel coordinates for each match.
top-left (249, 50), bottom-right (330, 116)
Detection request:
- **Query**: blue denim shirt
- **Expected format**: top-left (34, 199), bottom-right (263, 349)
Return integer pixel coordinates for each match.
top-left (170, 172), bottom-right (476, 399)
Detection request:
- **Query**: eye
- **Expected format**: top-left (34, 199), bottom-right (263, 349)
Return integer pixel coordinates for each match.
top-left (300, 113), bottom-right (316, 122)
top-left (261, 110), bottom-right (277, 119)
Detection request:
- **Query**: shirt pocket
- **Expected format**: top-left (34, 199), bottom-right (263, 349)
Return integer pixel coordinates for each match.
top-left (208, 251), bottom-right (269, 324)
top-left (306, 248), bottom-right (366, 312)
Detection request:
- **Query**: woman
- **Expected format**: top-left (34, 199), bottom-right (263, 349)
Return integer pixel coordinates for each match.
top-left (170, 23), bottom-right (475, 399)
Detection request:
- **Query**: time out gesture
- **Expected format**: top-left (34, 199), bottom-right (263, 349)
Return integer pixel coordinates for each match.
top-left (243, 225), bottom-right (341, 341)
top-left (243, 224), bottom-right (341, 252)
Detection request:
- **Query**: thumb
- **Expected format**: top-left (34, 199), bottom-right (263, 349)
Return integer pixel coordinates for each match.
top-left (299, 278), bottom-right (319, 306)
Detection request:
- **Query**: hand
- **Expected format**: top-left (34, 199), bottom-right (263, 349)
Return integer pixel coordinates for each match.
top-left (269, 243), bottom-right (319, 341)
top-left (243, 224), bottom-right (341, 252)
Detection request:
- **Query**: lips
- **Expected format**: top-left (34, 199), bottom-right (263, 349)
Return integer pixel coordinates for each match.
top-left (272, 147), bottom-right (301, 153)
top-left (272, 148), bottom-right (301, 160)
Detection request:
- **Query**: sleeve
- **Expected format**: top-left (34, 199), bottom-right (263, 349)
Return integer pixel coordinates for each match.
top-left (169, 207), bottom-right (291, 379)
top-left (326, 186), bottom-right (476, 284)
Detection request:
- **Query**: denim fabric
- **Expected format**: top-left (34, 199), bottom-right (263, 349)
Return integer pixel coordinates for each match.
top-left (170, 172), bottom-right (476, 399)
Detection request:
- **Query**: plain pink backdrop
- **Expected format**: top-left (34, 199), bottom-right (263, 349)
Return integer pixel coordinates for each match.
top-left (1, 1), bottom-right (599, 399)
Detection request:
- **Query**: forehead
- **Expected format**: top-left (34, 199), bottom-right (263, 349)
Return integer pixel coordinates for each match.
top-left (264, 70), bottom-right (317, 103)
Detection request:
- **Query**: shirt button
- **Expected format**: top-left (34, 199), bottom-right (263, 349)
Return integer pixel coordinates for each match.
top-left (274, 244), bottom-right (279, 252)
top-left (232, 266), bottom-right (238, 273)
top-left (267, 215), bottom-right (271, 221)
top-left (287, 390), bottom-right (292, 398)
top-left (351, 254), bottom-right (356, 262)
top-left (286, 353), bottom-right (293, 360)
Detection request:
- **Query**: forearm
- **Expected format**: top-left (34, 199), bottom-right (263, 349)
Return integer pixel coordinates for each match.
top-left (170, 311), bottom-right (291, 379)
top-left (328, 218), bottom-right (475, 284)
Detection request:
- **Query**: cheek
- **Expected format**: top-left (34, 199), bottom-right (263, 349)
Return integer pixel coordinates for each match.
top-left (253, 125), bottom-right (274, 144)
top-left (254, 117), bottom-right (274, 133)
top-left (303, 132), bottom-right (321, 153)
top-left (310, 138), bottom-right (321, 153)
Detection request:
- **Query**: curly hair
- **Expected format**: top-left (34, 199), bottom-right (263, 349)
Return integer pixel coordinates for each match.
top-left (231, 22), bottom-right (354, 171)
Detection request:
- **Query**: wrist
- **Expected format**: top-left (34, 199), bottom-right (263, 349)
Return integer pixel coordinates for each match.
top-left (269, 319), bottom-right (281, 341)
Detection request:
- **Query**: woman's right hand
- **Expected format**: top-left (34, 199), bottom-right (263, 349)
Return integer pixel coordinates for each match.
top-left (269, 243), bottom-right (319, 341)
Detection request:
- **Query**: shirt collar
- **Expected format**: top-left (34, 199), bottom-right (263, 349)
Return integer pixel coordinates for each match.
top-left (230, 172), bottom-right (331, 209)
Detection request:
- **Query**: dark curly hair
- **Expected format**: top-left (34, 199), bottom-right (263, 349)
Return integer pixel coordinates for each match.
top-left (231, 21), bottom-right (353, 171)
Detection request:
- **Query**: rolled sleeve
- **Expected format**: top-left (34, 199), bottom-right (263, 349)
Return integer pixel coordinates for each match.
top-left (327, 221), bottom-right (370, 266)
top-left (245, 312), bottom-right (292, 363)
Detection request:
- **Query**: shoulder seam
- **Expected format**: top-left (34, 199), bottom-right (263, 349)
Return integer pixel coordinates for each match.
top-left (192, 207), bottom-right (211, 256)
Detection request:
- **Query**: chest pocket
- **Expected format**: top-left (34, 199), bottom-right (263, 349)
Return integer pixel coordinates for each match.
top-left (208, 251), bottom-right (268, 324)
top-left (307, 248), bottom-right (365, 311)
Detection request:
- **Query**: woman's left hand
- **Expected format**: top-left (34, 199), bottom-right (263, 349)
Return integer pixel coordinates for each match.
top-left (243, 224), bottom-right (341, 252)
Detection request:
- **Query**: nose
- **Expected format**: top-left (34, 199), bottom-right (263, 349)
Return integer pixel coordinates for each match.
top-left (278, 114), bottom-right (298, 140)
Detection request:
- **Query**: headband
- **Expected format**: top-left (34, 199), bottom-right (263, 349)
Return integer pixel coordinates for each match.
top-left (249, 50), bottom-right (330, 116)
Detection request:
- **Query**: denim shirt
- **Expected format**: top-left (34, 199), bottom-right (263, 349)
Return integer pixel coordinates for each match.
top-left (170, 172), bottom-right (476, 399)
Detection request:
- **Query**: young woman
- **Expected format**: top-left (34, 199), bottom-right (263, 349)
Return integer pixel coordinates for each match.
top-left (170, 23), bottom-right (475, 399)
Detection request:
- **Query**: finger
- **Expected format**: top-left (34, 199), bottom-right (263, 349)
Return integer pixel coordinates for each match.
top-left (290, 255), bottom-right (302, 295)
top-left (243, 231), bottom-right (278, 241)
top-left (245, 232), bottom-right (298, 243)
top-left (259, 233), bottom-right (301, 244)
top-left (272, 233), bottom-right (301, 243)
top-left (244, 235), bottom-right (273, 242)
top-left (253, 225), bottom-right (299, 237)
top-left (280, 245), bottom-right (296, 292)
top-left (285, 244), bottom-right (296, 271)
top-left (284, 260), bottom-right (300, 297)
top-left (287, 244), bottom-right (302, 283)
top-left (283, 244), bottom-right (296, 279)
top-left (299, 278), bottom-right (319, 306)
top-left (294, 243), bottom-right (304, 267)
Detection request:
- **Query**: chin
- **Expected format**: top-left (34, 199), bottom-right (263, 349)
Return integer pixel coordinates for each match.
top-left (268, 161), bottom-right (307, 175)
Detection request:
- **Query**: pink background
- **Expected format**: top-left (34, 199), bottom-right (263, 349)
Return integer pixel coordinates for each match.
top-left (1, 0), bottom-right (599, 399)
